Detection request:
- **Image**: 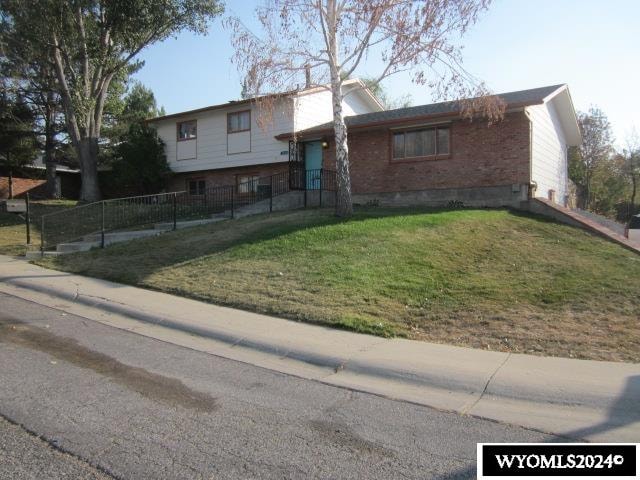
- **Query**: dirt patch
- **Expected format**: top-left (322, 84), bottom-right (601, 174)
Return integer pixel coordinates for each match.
top-left (0, 318), bottom-right (218, 413)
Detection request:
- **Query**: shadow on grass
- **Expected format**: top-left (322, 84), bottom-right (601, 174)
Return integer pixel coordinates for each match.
top-left (33, 205), bottom-right (488, 337)
top-left (38, 205), bottom-right (640, 342)
top-left (42, 205), bottom-right (473, 278)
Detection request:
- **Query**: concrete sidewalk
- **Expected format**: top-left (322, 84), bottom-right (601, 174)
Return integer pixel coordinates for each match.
top-left (0, 255), bottom-right (638, 442)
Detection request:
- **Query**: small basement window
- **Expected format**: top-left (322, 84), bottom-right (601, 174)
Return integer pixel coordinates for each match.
top-left (392, 126), bottom-right (450, 160)
top-left (236, 174), bottom-right (259, 193)
top-left (188, 179), bottom-right (206, 195)
top-left (227, 110), bottom-right (251, 133)
top-left (177, 120), bottom-right (197, 141)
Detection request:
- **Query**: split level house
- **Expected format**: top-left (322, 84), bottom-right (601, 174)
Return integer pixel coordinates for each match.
top-left (146, 80), bottom-right (581, 209)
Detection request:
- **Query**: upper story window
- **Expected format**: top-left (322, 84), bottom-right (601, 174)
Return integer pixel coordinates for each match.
top-left (392, 126), bottom-right (450, 160)
top-left (227, 110), bottom-right (251, 133)
top-left (177, 120), bottom-right (197, 141)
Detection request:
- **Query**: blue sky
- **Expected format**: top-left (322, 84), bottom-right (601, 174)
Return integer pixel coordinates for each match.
top-left (134, 0), bottom-right (639, 147)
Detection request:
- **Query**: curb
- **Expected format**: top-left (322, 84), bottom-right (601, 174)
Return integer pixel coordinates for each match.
top-left (1, 258), bottom-right (639, 442)
top-left (2, 277), bottom-right (347, 371)
top-left (3, 276), bottom-right (494, 396)
top-left (2, 274), bottom-right (636, 409)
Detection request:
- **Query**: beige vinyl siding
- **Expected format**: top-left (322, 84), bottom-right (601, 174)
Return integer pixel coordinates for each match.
top-left (294, 90), bottom-right (334, 133)
top-left (294, 85), bottom-right (382, 133)
top-left (528, 100), bottom-right (569, 204)
top-left (343, 90), bottom-right (376, 115)
top-left (154, 98), bottom-right (294, 174)
top-left (176, 139), bottom-right (197, 160)
top-left (227, 131), bottom-right (251, 154)
top-left (152, 85), bottom-right (381, 174)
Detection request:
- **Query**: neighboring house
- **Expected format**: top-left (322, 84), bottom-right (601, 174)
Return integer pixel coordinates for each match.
top-left (25, 156), bottom-right (81, 199)
top-left (0, 155), bottom-right (81, 200)
top-left (0, 176), bottom-right (46, 199)
top-left (277, 84), bottom-right (581, 207)
top-left (149, 83), bottom-right (580, 209)
top-left (146, 78), bottom-right (384, 195)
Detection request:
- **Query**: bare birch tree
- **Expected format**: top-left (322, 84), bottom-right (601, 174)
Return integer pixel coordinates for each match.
top-left (227, 0), bottom-right (503, 217)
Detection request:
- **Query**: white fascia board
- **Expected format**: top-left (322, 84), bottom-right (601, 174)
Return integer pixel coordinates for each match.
top-left (542, 85), bottom-right (581, 146)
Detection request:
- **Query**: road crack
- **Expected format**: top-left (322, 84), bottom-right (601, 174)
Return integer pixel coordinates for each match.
top-left (0, 412), bottom-right (122, 480)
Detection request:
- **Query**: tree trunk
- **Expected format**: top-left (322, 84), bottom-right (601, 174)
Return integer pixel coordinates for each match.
top-left (51, 33), bottom-right (102, 203)
top-left (45, 161), bottom-right (58, 198)
top-left (77, 137), bottom-right (101, 202)
top-left (8, 168), bottom-right (13, 199)
top-left (584, 171), bottom-right (591, 210)
top-left (331, 81), bottom-right (353, 217)
top-left (44, 100), bottom-right (59, 198)
top-left (326, 0), bottom-right (353, 217)
top-left (631, 176), bottom-right (637, 218)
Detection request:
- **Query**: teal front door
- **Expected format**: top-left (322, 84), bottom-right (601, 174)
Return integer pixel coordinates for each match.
top-left (304, 141), bottom-right (322, 190)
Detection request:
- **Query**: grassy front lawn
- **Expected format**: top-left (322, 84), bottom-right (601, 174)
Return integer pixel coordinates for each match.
top-left (35, 207), bottom-right (640, 362)
top-left (0, 199), bottom-right (77, 256)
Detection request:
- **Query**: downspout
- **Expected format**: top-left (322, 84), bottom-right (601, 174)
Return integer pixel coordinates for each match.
top-left (523, 107), bottom-right (536, 201)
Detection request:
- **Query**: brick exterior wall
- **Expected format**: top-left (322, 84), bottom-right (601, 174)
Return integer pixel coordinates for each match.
top-left (168, 112), bottom-right (530, 200)
top-left (0, 177), bottom-right (47, 199)
top-left (322, 112), bottom-right (531, 194)
top-left (168, 162), bottom-right (290, 192)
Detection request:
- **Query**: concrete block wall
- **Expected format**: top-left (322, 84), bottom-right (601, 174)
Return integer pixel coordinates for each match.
top-left (232, 191), bottom-right (305, 219)
top-left (232, 189), bottom-right (336, 219)
top-left (303, 190), bottom-right (337, 208)
top-left (352, 184), bottom-right (530, 209)
top-left (524, 198), bottom-right (640, 254)
top-left (525, 198), bottom-right (585, 229)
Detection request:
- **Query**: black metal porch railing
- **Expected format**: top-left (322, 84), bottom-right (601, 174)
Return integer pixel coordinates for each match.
top-left (40, 168), bottom-right (336, 252)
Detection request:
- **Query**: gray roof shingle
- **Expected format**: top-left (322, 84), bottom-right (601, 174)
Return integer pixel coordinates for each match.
top-left (290, 84), bottom-right (565, 137)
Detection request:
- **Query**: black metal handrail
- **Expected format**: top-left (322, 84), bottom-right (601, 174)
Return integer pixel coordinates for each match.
top-left (40, 168), bottom-right (337, 252)
top-left (41, 191), bottom-right (191, 251)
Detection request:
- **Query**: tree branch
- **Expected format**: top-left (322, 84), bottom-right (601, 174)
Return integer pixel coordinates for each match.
top-left (51, 32), bottom-right (80, 147)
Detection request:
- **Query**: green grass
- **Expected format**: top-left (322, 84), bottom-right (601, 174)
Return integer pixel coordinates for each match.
top-left (0, 199), bottom-right (77, 255)
top-left (35, 207), bottom-right (640, 362)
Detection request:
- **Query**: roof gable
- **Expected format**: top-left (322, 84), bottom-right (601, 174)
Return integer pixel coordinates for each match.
top-left (539, 85), bottom-right (581, 146)
top-left (146, 78), bottom-right (382, 123)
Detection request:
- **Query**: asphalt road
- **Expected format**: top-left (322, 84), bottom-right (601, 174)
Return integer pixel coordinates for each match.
top-left (0, 291), bottom-right (560, 479)
top-left (0, 416), bottom-right (110, 480)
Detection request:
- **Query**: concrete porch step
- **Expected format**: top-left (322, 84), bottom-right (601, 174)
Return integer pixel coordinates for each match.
top-left (56, 229), bottom-right (163, 254)
top-left (82, 229), bottom-right (163, 243)
top-left (153, 215), bottom-right (227, 230)
top-left (48, 215), bottom-right (230, 255)
top-left (56, 241), bottom-right (101, 253)
top-left (25, 250), bottom-right (67, 259)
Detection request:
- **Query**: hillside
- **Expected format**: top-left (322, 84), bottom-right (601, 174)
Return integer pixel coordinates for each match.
top-left (36, 207), bottom-right (640, 362)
